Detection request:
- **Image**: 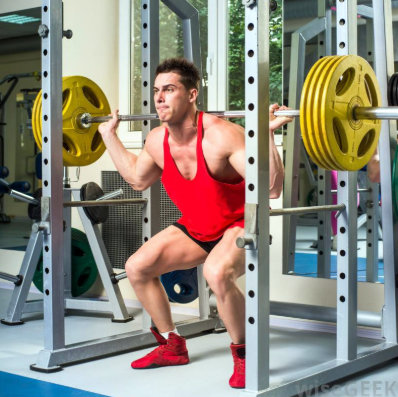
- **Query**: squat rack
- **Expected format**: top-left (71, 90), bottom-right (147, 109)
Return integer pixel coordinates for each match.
top-left (21, 0), bottom-right (398, 395)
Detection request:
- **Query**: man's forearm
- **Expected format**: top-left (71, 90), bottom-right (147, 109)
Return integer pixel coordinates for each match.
top-left (101, 133), bottom-right (138, 185)
top-left (269, 133), bottom-right (284, 198)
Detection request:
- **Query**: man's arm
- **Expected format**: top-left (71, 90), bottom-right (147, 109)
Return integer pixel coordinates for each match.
top-left (367, 149), bottom-right (380, 183)
top-left (268, 104), bottom-right (292, 198)
top-left (98, 110), bottom-right (162, 191)
top-left (228, 104), bottom-right (291, 199)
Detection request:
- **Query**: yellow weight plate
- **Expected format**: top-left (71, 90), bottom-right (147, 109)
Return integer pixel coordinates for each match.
top-left (32, 91), bottom-right (42, 150)
top-left (31, 76), bottom-right (110, 167)
top-left (61, 76), bottom-right (110, 166)
top-left (318, 55), bottom-right (354, 170)
top-left (305, 57), bottom-right (333, 169)
top-left (306, 56), bottom-right (337, 169)
top-left (321, 55), bottom-right (381, 170)
top-left (312, 56), bottom-right (344, 170)
top-left (300, 56), bottom-right (330, 168)
top-left (312, 56), bottom-right (346, 170)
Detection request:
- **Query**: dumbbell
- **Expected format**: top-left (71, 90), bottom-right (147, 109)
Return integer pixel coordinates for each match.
top-left (0, 178), bottom-right (34, 203)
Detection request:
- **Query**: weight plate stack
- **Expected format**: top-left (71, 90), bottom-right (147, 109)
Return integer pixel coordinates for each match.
top-left (301, 55), bottom-right (381, 171)
top-left (33, 228), bottom-right (98, 297)
top-left (32, 76), bottom-right (111, 167)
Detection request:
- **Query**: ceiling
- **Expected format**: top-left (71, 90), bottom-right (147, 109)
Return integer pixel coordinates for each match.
top-left (0, 7), bottom-right (41, 55)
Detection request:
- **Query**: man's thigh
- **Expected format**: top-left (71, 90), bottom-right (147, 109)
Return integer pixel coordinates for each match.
top-left (131, 225), bottom-right (209, 277)
top-left (204, 226), bottom-right (245, 278)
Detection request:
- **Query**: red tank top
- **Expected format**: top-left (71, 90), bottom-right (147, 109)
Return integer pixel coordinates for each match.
top-left (161, 111), bottom-right (245, 241)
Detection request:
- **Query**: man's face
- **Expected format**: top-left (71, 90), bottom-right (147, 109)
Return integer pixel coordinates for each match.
top-left (153, 72), bottom-right (196, 122)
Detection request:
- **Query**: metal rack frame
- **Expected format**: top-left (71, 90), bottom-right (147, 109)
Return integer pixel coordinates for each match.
top-left (28, 0), bottom-right (217, 373)
top-left (242, 1), bottom-right (398, 395)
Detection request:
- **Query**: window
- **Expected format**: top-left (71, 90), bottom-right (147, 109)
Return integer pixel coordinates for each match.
top-left (119, 0), bottom-right (208, 148)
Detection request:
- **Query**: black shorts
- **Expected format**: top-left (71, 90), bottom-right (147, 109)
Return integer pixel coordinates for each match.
top-left (173, 222), bottom-right (222, 254)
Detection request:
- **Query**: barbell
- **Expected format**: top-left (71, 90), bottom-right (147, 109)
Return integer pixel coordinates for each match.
top-left (32, 54), bottom-right (396, 170)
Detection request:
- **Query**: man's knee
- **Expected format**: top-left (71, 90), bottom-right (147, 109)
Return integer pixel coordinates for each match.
top-left (125, 252), bottom-right (155, 285)
top-left (203, 263), bottom-right (235, 297)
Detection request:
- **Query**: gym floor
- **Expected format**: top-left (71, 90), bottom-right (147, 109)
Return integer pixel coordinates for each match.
top-left (1, 219), bottom-right (398, 397)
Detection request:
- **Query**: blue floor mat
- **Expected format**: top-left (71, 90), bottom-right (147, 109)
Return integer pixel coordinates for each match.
top-left (0, 371), bottom-right (109, 397)
top-left (294, 252), bottom-right (384, 283)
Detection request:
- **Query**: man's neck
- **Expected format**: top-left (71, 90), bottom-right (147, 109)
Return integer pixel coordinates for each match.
top-left (167, 109), bottom-right (199, 145)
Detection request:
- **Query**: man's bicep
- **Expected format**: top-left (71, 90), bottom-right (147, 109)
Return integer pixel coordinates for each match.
top-left (229, 148), bottom-right (246, 179)
top-left (133, 148), bottom-right (162, 188)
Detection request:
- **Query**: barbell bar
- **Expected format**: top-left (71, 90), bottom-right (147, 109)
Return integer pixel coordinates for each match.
top-left (80, 110), bottom-right (248, 126)
top-left (80, 106), bottom-right (398, 127)
top-left (274, 107), bottom-right (398, 120)
top-left (96, 188), bottom-right (123, 201)
top-left (1, 183), bottom-right (145, 209)
top-left (63, 198), bottom-right (147, 207)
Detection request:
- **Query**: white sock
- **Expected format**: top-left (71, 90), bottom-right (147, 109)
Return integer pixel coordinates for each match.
top-left (160, 328), bottom-right (179, 339)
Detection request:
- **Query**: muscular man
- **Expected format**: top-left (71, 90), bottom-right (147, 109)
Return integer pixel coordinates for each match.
top-left (99, 58), bottom-right (292, 389)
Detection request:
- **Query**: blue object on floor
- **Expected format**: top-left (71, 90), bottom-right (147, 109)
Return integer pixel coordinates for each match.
top-left (294, 252), bottom-right (384, 283)
top-left (0, 371), bottom-right (110, 397)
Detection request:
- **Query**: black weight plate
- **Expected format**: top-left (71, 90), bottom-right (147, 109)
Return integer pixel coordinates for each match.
top-left (80, 182), bottom-right (109, 224)
top-left (393, 147), bottom-right (398, 218)
top-left (392, 73), bottom-right (398, 106)
top-left (27, 188), bottom-right (42, 221)
top-left (388, 73), bottom-right (397, 106)
top-left (388, 74), bottom-right (394, 106)
top-left (160, 268), bottom-right (198, 304)
top-left (33, 228), bottom-right (98, 297)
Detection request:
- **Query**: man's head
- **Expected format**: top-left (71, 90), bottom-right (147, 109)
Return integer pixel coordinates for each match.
top-left (154, 58), bottom-right (200, 122)
top-left (155, 58), bottom-right (200, 92)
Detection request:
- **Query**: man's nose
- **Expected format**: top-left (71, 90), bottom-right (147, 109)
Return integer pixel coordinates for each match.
top-left (156, 91), bottom-right (165, 102)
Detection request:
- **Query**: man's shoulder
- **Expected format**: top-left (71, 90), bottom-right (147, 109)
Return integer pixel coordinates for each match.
top-left (144, 125), bottom-right (165, 154)
top-left (146, 125), bottom-right (165, 142)
top-left (203, 112), bottom-right (244, 141)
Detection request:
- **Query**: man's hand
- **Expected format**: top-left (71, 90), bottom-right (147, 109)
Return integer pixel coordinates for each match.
top-left (269, 103), bottom-right (293, 133)
top-left (367, 150), bottom-right (380, 183)
top-left (98, 109), bottom-right (120, 139)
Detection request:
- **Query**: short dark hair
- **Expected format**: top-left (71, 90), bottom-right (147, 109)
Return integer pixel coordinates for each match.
top-left (155, 58), bottom-right (200, 91)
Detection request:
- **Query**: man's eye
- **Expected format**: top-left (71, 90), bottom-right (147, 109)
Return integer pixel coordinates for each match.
top-left (167, 88), bottom-right (173, 93)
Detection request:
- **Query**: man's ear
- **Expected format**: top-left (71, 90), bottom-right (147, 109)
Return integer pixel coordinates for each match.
top-left (189, 88), bottom-right (198, 103)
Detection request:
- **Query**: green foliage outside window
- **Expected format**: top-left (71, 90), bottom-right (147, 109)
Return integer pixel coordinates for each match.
top-left (229, 0), bottom-right (283, 111)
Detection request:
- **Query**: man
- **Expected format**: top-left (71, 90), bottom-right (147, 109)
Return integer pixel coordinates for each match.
top-left (99, 57), bottom-right (292, 389)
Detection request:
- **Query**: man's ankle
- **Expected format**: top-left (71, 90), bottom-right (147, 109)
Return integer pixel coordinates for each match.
top-left (160, 328), bottom-right (179, 339)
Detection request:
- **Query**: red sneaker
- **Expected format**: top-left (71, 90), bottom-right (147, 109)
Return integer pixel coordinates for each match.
top-left (229, 343), bottom-right (245, 389)
top-left (131, 327), bottom-right (189, 369)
